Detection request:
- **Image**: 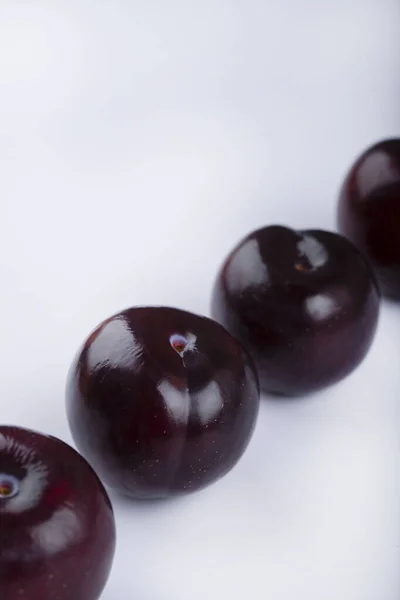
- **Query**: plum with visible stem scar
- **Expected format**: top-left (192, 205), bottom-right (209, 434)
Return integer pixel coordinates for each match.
top-left (0, 426), bottom-right (116, 600)
top-left (66, 306), bottom-right (260, 500)
top-left (211, 225), bottom-right (380, 396)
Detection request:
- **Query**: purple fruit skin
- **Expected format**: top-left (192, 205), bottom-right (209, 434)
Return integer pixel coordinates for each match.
top-left (0, 425), bottom-right (116, 600)
top-left (211, 226), bottom-right (380, 396)
top-left (66, 307), bottom-right (260, 499)
top-left (337, 138), bottom-right (400, 298)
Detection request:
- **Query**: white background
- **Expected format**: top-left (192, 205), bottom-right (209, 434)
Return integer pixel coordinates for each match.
top-left (1, 1), bottom-right (399, 599)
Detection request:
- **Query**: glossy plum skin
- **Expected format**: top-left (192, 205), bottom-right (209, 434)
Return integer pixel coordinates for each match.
top-left (0, 426), bottom-right (115, 600)
top-left (66, 307), bottom-right (260, 500)
top-left (211, 226), bottom-right (380, 396)
top-left (337, 138), bottom-right (400, 299)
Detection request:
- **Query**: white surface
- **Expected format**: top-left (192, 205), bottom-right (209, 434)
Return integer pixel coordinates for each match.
top-left (1, 1), bottom-right (399, 599)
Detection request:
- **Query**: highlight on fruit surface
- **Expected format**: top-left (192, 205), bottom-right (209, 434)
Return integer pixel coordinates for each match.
top-left (0, 425), bottom-right (116, 600)
top-left (337, 138), bottom-right (400, 299)
top-left (211, 225), bottom-right (380, 396)
top-left (66, 306), bottom-right (260, 500)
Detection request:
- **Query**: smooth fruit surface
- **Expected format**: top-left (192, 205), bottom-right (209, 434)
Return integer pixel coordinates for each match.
top-left (337, 138), bottom-right (400, 298)
top-left (211, 226), bottom-right (380, 396)
top-left (66, 306), bottom-right (260, 499)
top-left (0, 426), bottom-right (116, 600)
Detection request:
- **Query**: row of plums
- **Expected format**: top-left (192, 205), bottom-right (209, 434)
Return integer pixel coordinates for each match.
top-left (1, 138), bottom-right (399, 599)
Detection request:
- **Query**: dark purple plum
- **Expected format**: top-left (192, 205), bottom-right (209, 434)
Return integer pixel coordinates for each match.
top-left (337, 138), bottom-right (400, 298)
top-left (66, 306), bottom-right (260, 500)
top-left (211, 225), bottom-right (380, 396)
top-left (0, 425), bottom-right (115, 600)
